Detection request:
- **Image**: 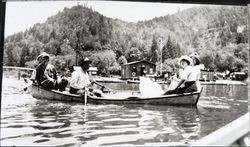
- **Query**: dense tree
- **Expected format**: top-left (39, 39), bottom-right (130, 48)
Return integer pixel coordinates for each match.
top-left (90, 50), bottom-right (117, 74)
top-left (149, 36), bottom-right (159, 63)
top-left (162, 38), bottom-right (171, 61)
top-left (117, 56), bottom-right (127, 65)
top-left (162, 36), bottom-right (180, 61)
top-left (125, 47), bottom-right (142, 62)
top-left (5, 43), bottom-right (15, 66)
top-left (19, 45), bottom-right (31, 67)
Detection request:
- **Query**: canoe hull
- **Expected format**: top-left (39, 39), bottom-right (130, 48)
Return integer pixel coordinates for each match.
top-left (31, 84), bottom-right (85, 103)
top-left (89, 94), bottom-right (200, 106)
top-left (30, 84), bottom-right (202, 106)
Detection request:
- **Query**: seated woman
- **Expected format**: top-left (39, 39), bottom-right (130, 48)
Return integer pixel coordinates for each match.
top-left (35, 52), bottom-right (68, 91)
top-left (164, 55), bottom-right (197, 95)
top-left (189, 52), bottom-right (201, 79)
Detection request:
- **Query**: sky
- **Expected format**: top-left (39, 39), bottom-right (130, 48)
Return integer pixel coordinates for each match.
top-left (5, 1), bottom-right (199, 37)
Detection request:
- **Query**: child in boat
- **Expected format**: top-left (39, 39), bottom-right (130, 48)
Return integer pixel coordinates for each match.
top-left (164, 55), bottom-right (197, 95)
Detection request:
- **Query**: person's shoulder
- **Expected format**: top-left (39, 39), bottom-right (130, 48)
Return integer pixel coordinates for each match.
top-left (192, 65), bottom-right (202, 71)
top-left (72, 69), bottom-right (81, 75)
top-left (46, 64), bottom-right (55, 69)
top-left (186, 66), bottom-right (193, 70)
top-left (36, 63), bottom-right (44, 69)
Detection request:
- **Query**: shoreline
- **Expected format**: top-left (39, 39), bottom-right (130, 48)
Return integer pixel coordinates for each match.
top-left (94, 77), bottom-right (247, 86)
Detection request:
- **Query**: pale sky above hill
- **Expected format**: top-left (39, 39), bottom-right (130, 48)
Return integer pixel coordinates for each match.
top-left (5, 1), bottom-right (199, 37)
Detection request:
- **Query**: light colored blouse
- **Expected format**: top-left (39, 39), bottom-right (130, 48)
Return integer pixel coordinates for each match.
top-left (70, 68), bottom-right (91, 89)
top-left (179, 65), bottom-right (201, 81)
top-left (179, 66), bottom-right (193, 81)
top-left (188, 65), bottom-right (201, 81)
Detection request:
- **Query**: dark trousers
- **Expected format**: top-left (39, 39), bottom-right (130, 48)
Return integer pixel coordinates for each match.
top-left (69, 87), bottom-right (80, 94)
top-left (40, 79), bottom-right (68, 91)
top-left (69, 87), bottom-right (94, 94)
top-left (164, 81), bottom-right (197, 95)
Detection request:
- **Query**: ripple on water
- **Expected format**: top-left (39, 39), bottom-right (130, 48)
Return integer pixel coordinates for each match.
top-left (1, 79), bottom-right (248, 146)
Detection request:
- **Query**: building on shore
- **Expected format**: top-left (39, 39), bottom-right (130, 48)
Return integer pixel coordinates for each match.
top-left (88, 67), bottom-right (98, 77)
top-left (121, 60), bottom-right (156, 80)
top-left (200, 69), bottom-right (215, 81)
top-left (230, 72), bottom-right (248, 81)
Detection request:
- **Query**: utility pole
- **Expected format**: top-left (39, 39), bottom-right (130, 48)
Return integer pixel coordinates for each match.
top-left (158, 38), bottom-right (163, 76)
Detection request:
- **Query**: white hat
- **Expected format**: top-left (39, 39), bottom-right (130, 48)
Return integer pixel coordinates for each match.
top-left (178, 55), bottom-right (193, 65)
top-left (36, 52), bottom-right (50, 61)
top-left (80, 57), bottom-right (92, 65)
top-left (190, 52), bottom-right (200, 65)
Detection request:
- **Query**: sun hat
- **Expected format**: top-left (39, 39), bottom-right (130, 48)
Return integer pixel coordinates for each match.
top-left (80, 57), bottom-right (92, 65)
top-left (189, 52), bottom-right (200, 65)
top-left (36, 52), bottom-right (50, 61)
top-left (178, 55), bottom-right (193, 66)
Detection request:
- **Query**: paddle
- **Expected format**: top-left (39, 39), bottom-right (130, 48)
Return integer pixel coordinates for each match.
top-left (92, 80), bottom-right (114, 93)
top-left (84, 87), bottom-right (88, 105)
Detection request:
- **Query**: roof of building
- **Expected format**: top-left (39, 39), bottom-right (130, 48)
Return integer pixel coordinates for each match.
top-left (73, 66), bottom-right (98, 71)
top-left (232, 72), bottom-right (246, 75)
top-left (89, 67), bottom-right (98, 71)
top-left (124, 60), bottom-right (156, 66)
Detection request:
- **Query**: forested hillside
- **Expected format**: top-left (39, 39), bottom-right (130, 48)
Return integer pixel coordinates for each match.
top-left (4, 5), bottom-right (248, 75)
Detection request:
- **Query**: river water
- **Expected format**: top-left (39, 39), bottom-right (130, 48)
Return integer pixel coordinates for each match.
top-left (1, 78), bottom-right (248, 146)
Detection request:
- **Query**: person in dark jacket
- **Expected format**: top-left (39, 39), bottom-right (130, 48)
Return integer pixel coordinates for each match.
top-left (35, 52), bottom-right (68, 91)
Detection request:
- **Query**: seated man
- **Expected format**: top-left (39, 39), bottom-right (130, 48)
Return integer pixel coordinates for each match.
top-left (69, 58), bottom-right (104, 97)
top-left (35, 52), bottom-right (68, 91)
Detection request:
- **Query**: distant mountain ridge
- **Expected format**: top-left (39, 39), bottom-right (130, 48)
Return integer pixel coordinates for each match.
top-left (4, 5), bottom-right (248, 73)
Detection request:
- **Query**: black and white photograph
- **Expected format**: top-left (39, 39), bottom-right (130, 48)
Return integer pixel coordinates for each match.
top-left (1, 1), bottom-right (249, 146)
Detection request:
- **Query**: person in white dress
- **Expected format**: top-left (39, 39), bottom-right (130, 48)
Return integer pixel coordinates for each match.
top-left (164, 55), bottom-right (197, 95)
top-left (189, 52), bottom-right (202, 90)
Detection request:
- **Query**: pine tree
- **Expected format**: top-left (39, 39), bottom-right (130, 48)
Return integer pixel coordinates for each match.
top-left (149, 36), bottom-right (159, 63)
top-left (20, 45), bottom-right (30, 67)
top-left (176, 43), bottom-right (181, 57)
top-left (162, 44), bottom-right (169, 62)
top-left (166, 36), bottom-right (173, 59)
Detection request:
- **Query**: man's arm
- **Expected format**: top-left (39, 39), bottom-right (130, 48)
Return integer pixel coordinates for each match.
top-left (174, 79), bottom-right (185, 90)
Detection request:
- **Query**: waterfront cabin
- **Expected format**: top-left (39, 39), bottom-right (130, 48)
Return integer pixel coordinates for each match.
top-left (88, 67), bottom-right (98, 77)
top-left (200, 69), bottom-right (215, 81)
top-left (230, 72), bottom-right (248, 81)
top-left (121, 60), bottom-right (156, 80)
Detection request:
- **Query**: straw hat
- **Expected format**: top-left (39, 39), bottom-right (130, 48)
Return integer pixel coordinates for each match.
top-left (36, 52), bottom-right (50, 61)
top-left (189, 52), bottom-right (200, 65)
top-left (80, 57), bottom-right (92, 65)
top-left (178, 55), bottom-right (193, 66)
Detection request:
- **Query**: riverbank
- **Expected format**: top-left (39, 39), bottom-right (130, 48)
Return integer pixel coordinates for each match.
top-left (94, 77), bottom-right (247, 86)
top-left (94, 76), bottom-right (124, 83)
top-left (200, 80), bottom-right (247, 86)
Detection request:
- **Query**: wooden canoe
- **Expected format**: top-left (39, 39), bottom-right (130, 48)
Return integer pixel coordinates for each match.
top-left (30, 84), bottom-right (203, 106)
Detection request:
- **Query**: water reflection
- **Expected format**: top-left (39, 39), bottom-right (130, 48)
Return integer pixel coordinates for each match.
top-left (202, 85), bottom-right (247, 99)
top-left (1, 79), bottom-right (248, 146)
top-left (2, 98), bottom-right (201, 146)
